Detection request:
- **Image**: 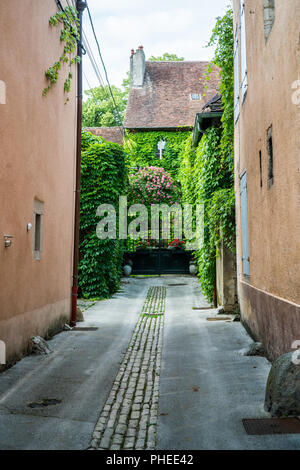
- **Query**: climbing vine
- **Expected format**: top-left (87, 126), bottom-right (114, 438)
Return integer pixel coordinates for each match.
top-left (125, 130), bottom-right (190, 179)
top-left (207, 8), bottom-right (234, 173)
top-left (179, 8), bottom-right (235, 302)
top-left (43, 5), bottom-right (80, 99)
top-left (79, 131), bottom-right (128, 299)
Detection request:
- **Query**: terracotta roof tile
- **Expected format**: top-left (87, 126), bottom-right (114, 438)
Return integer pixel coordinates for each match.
top-left (84, 127), bottom-right (123, 145)
top-left (124, 61), bottom-right (220, 129)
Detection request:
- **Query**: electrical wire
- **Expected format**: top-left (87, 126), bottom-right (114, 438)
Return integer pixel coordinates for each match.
top-left (83, 70), bottom-right (93, 91)
top-left (85, 2), bottom-right (124, 131)
top-left (63, 0), bottom-right (125, 142)
top-left (82, 29), bottom-right (105, 87)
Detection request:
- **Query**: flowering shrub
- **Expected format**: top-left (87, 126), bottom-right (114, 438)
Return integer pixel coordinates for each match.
top-left (136, 240), bottom-right (151, 249)
top-left (129, 166), bottom-right (180, 206)
top-left (168, 239), bottom-right (185, 249)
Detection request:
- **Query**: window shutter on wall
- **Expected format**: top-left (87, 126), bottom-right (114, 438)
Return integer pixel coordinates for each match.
top-left (234, 27), bottom-right (240, 123)
top-left (240, 1), bottom-right (248, 101)
top-left (240, 172), bottom-right (250, 276)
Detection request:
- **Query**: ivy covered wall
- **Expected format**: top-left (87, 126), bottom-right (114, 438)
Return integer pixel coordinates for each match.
top-left (179, 8), bottom-right (235, 302)
top-left (78, 131), bottom-right (128, 299)
top-left (124, 130), bottom-right (190, 179)
top-left (179, 129), bottom-right (235, 301)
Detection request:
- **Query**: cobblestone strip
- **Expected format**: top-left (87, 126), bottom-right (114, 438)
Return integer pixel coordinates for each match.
top-left (142, 286), bottom-right (166, 315)
top-left (89, 286), bottom-right (165, 450)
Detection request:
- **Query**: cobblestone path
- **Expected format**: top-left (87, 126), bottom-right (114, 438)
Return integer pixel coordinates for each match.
top-left (89, 286), bottom-right (166, 450)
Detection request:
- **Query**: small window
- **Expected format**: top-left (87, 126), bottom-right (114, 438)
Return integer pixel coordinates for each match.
top-left (33, 199), bottom-right (44, 260)
top-left (190, 94), bottom-right (201, 101)
top-left (263, 0), bottom-right (275, 42)
top-left (34, 214), bottom-right (42, 251)
top-left (259, 151), bottom-right (263, 188)
top-left (267, 126), bottom-right (274, 188)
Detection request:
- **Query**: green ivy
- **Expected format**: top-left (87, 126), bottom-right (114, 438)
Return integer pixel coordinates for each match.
top-left (178, 8), bottom-right (235, 302)
top-left (79, 131), bottom-right (128, 298)
top-left (125, 130), bottom-right (190, 179)
top-left (43, 5), bottom-right (80, 100)
top-left (207, 8), bottom-right (234, 174)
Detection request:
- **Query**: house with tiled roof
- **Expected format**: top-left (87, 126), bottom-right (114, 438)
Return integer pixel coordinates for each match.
top-left (124, 46), bottom-right (220, 176)
top-left (125, 46), bottom-right (220, 130)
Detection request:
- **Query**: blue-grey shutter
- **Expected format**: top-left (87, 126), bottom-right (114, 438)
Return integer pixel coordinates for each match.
top-left (240, 172), bottom-right (250, 275)
top-left (240, 1), bottom-right (248, 101)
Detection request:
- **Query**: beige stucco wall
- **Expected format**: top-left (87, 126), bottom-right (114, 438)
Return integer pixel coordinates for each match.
top-left (233, 0), bottom-right (300, 359)
top-left (0, 0), bottom-right (77, 363)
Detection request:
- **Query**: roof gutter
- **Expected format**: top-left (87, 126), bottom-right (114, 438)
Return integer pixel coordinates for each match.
top-left (192, 111), bottom-right (223, 148)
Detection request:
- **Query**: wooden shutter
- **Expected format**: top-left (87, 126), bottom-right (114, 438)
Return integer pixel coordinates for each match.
top-left (240, 172), bottom-right (250, 276)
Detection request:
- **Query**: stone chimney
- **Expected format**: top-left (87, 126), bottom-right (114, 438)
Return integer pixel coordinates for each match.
top-left (130, 45), bottom-right (145, 88)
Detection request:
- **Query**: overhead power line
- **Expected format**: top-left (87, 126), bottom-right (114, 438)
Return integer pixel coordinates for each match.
top-left (85, 2), bottom-right (124, 129)
top-left (82, 29), bottom-right (105, 87)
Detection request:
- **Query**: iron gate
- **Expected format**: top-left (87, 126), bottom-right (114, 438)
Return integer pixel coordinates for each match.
top-left (125, 240), bottom-right (192, 275)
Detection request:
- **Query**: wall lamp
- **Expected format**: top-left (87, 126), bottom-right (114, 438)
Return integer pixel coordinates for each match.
top-left (4, 235), bottom-right (13, 248)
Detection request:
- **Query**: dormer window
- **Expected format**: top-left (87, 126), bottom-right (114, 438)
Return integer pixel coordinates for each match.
top-left (190, 93), bottom-right (201, 101)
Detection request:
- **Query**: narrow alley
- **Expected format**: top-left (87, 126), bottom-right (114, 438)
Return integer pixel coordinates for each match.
top-left (1, 0), bottom-right (300, 457)
top-left (0, 276), bottom-right (298, 450)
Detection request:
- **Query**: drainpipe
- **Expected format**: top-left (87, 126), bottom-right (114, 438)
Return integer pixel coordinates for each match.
top-left (71, 0), bottom-right (87, 326)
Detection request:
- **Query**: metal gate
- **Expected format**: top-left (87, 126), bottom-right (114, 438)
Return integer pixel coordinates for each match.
top-left (125, 239), bottom-right (192, 275)
top-left (128, 247), bottom-right (192, 275)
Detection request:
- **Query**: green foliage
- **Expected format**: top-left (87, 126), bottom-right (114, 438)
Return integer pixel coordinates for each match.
top-left (79, 131), bottom-right (128, 298)
top-left (43, 6), bottom-right (80, 99)
top-left (82, 84), bottom-right (128, 127)
top-left (207, 187), bottom-right (236, 254)
top-left (207, 8), bottom-right (234, 173)
top-left (178, 135), bottom-right (197, 205)
top-left (180, 128), bottom-right (234, 301)
top-left (179, 8), bottom-right (235, 302)
top-left (121, 71), bottom-right (130, 96)
top-left (148, 53), bottom-right (184, 62)
top-left (125, 131), bottom-right (190, 179)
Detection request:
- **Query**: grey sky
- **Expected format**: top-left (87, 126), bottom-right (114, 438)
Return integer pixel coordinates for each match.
top-left (82, 0), bottom-right (230, 94)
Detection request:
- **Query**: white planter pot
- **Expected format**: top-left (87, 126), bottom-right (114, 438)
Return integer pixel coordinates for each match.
top-left (189, 263), bottom-right (197, 275)
top-left (123, 264), bottom-right (132, 277)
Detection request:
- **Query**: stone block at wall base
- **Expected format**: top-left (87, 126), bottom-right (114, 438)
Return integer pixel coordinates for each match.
top-left (0, 298), bottom-right (70, 368)
top-left (265, 351), bottom-right (300, 417)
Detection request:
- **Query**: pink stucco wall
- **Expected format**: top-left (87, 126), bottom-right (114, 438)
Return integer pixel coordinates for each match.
top-left (0, 0), bottom-right (77, 363)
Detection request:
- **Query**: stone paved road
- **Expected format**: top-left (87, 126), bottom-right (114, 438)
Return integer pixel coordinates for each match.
top-left (90, 286), bottom-right (165, 450)
top-left (0, 276), bottom-right (299, 450)
top-left (90, 275), bottom-right (300, 450)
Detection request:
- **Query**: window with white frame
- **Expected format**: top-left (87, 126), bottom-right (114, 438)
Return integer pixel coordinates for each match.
top-left (234, 25), bottom-right (240, 123)
top-left (240, 1), bottom-right (248, 102)
top-left (190, 93), bottom-right (201, 101)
